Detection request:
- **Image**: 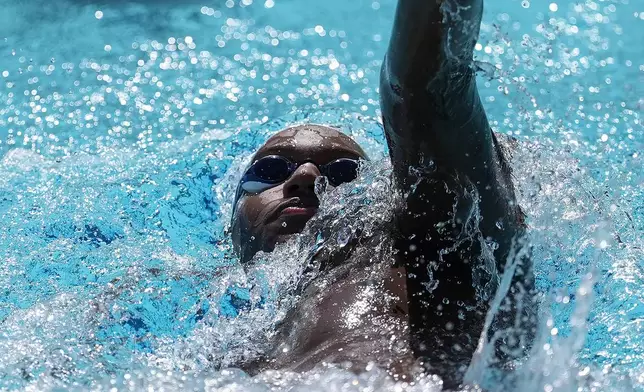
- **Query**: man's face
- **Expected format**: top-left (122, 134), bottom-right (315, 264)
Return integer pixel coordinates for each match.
top-left (231, 124), bottom-right (367, 263)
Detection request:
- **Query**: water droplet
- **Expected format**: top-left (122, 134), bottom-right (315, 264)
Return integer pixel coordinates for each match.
top-left (521, 0), bottom-right (530, 8)
top-left (474, 61), bottom-right (496, 79)
top-left (337, 226), bottom-right (351, 247)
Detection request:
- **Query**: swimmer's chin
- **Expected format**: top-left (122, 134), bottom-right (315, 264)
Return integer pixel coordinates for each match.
top-left (264, 215), bottom-right (316, 249)
top-left (275, 233), bottom-right (297, 245)
top-left (267, 231), bottom-right (307, 250)
top-left (260, 233), bottom-right (298, 252)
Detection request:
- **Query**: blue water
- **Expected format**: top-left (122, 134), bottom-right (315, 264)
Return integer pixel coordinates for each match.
top-left (0, 0), bottom-right (641, 390)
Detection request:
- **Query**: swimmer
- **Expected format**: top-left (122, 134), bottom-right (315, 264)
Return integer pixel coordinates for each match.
top-left (230, 0), bottom-right (535, 388)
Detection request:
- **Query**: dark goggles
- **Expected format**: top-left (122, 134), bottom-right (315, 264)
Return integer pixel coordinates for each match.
top-left (233, 155), bottom-right (360, 207)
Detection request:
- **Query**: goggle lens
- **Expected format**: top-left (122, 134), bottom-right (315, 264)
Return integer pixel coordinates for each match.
top-left (239, 155), bottom-right (360, 194)
top-left (325, 158), bottom-right (359, 186)
top-left (253, 156), bottom-right (291, 183)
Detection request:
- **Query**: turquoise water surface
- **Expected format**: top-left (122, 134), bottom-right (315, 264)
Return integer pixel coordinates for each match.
top-left (0, 0), bottom-right (642, 390)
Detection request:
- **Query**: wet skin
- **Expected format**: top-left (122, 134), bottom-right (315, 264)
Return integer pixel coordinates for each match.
top-left (229, 0), bottom-right (536, 388)
top-left (231, 124), bottom-right (367, 264)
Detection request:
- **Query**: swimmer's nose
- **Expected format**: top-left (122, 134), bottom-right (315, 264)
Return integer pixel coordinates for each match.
top-left (283, 162), bottom-right (321, 199)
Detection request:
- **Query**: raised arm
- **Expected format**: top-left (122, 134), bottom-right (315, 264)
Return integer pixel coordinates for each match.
top-left (381, 0), bottom-right (516, 224)
top-left (380, 0), bottom-right (534, 384)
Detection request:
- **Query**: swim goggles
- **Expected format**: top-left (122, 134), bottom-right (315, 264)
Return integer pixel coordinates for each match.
top-left (233, 155), bottom-right (360, 207)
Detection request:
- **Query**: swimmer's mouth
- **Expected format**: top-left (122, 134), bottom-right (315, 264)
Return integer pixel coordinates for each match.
top-left (270, 199), bottom-right (319, 236)
top-left (281, 205), bottom-right (318, 216)
top-left (278, 198), bottom-right (319, 217)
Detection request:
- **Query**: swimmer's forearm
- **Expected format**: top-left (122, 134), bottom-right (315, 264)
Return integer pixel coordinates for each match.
top-left (382, 0), bottom-right (525, 273)
top-left (384, 0), bottom-right (482, 88)
top-left (382, 0), bottom-right (523, 251)
top-left (381, 0), bottom-right (493, 190)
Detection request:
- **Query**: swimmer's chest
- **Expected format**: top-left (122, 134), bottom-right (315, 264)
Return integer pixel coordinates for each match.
top-left (268, 261), bottom-right (412, 371)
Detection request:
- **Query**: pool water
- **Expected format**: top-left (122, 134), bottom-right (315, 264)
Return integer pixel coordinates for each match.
top-left (0, 0), bottom-right (641, 390)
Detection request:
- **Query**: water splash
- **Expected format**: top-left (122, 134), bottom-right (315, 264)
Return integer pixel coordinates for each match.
top-left (0, 0), bottom-right (641, 390)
